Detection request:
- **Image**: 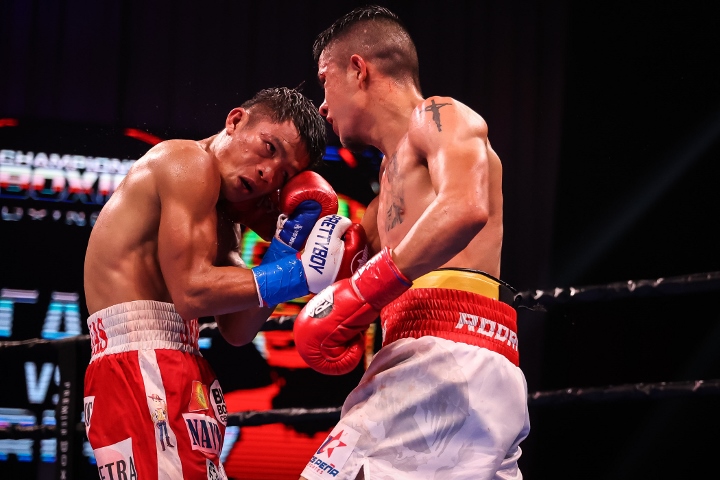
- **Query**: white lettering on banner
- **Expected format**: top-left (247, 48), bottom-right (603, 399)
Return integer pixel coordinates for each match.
top-left (41, 292), bottom-right (82, 339)
top-left (1, 206), bottom-right (23, 221)
top-left (0, 150), bottom-right (135, 174)
top-left (0, 289), bottom-right (82, 340)
top-left (25, 362), bottom-right (58, 404)
top-left (0, 288), bottom-right (39, 337)
top-left (0, 150), bottom-right (135, 204)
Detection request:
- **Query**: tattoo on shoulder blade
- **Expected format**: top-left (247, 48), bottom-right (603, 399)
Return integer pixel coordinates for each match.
top-left (424, 99), bottom-right (452, 132)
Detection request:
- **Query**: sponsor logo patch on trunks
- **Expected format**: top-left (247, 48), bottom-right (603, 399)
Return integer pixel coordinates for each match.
top-left (206, 457), bottom-right (228, 480)
top-left (209, 379), bottom-right (227, 426)
top-left (93, 437), bottom-right (137, 480)
top-left (183, 413), bottom-right (223, 456)
top-left (83, 396), bottom-right (94, 437)
top-left (455, 312), bottom-right (518, 351)
top-left (189, 380), bottom-right (210, 412)
top-left (305, 425), bottom-right (360, 478)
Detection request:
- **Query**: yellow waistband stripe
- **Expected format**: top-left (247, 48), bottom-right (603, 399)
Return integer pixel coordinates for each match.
top-left (411, 270), bottom-right (501, 300)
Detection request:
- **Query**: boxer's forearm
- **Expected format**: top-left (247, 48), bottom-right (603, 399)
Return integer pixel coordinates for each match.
top-left (393, 195), bottom-right (488, 280)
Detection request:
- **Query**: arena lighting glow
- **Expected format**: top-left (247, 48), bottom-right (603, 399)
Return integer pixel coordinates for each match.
top-left (338, 146), bottom-right (357, 167)
top-left (123, 128), bottom-right (163, 145)
top-left (0, 118), bottom-right (19, 128)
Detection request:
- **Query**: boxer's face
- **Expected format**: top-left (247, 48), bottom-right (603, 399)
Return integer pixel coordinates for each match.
top-left (317, 49), bottom-right (366, 150)
top-left (219, 110), bottom-right (310, 203)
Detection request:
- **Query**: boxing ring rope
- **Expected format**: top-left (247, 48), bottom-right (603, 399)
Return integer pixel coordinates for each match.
top-left (4, 377), bottom-right (720, 440)
top-left (515, 270), bottom-right (720, 308)
top-left (1, 270), bottom-right (719, 467)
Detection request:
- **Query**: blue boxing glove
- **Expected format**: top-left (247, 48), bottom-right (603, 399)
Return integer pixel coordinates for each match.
top-left (262, 171), bottom-right (338, 264)
top-left (251, 215), bottom-right (368, 307)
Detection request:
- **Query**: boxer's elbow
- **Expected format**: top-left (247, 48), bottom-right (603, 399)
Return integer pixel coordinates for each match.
top-left (217, 311), bottom-right (267, 347)
top-left (217, 320), bottom-right (246, 346)
top-left (172, 285), bottom-right (210, 321)
top-left (173, 298), bottom-right (203, 322)
top-left (440, 195), bottom-right (488, 234)
top-left (464, 203), bottom-right (489, 233)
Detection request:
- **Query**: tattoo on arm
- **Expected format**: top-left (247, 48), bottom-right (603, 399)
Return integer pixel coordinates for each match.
top-left (386, 199), bottom-right (404, 231)
top-left (384, 153), bottom-right (404, 231)
top-left (424, 99), bottom-right (452, 132)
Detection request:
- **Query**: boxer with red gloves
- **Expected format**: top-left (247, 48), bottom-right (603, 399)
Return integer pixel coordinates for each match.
top-left (297, 8), bottom-right (530, 480)
top-left (294, 247), bottom-right (407, 375)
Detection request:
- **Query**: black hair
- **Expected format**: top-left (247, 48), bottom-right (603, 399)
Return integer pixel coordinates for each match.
top-left (241, 87), bottom-right (326, 168)
top-left (312, 5), bottom-right (420, 90)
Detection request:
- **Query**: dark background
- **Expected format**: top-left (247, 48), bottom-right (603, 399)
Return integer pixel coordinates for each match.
top-left (2, 0), bottom-right (720, 479)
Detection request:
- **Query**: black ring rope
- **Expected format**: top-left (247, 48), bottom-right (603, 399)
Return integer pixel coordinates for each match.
top-left (2, 379), bottom-right (718, 439)
top-left (2, 271), bottom-right (718, 445)
top-left (2, 270), bottom-right (719, 352)
top-left (515, 270), bottom-right (720, 309)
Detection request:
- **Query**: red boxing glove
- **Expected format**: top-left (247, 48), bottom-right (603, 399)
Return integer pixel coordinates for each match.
top-left (227, 193), bottom-right (281, 242)
top-left (293, 247), bottom-right (411, 375)
top-left (337, 223), bottom-right (369, 280)
top-left (276, 171), bottom-right (338, 250)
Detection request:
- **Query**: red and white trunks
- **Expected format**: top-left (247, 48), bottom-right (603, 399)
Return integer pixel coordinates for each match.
top-left (301, 269), bottom-right (530, 480)
top-left (84, 301), bottom-right (228, 480)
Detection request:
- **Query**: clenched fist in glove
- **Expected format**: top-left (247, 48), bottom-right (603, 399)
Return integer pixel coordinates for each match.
top-left (262, 170), bottom-right (339, 264)
top-left (251, 215), bottom-right (368, 307)
top-left (293, 247), bottom-right (411, 375)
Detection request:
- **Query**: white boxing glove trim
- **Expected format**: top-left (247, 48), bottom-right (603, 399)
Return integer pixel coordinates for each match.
top-left (274, 213), bottom-right (288, 240)
top-left (301, 214), bottom-right (352, 293)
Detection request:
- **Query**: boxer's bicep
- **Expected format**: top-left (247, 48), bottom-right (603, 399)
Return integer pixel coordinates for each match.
top-left (410, 97), bottom-right (491, 216)
top-left (360, 196), bottom-right (381, 256)
top-left (157, 159), bottom-right (221, 309)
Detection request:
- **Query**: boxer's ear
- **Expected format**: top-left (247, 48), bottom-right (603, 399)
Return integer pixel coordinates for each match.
top-left (350, 54), bottom-right (368, 86)
top-left (225, 107), bottom-right (248, 134)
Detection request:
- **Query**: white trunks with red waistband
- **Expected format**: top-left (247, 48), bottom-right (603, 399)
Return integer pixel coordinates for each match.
top-left (301, 270), bottom-right (530, 480)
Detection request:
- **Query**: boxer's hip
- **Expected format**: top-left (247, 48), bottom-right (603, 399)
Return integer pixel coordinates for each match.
top-left (86, 300), bottom-right (200, 362)
top-left (380, 268), bottom-right (520, 366)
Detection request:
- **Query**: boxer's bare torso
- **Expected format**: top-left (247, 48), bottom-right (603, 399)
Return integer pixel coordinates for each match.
top-left (83, 109), bottom-right (310, 345)
top-left (84, 139), bottom-right (240, 314)
top-left (368, 96), bottom-right (504, 279)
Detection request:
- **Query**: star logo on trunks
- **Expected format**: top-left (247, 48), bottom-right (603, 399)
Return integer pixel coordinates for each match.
top-left (316, 429), bottom-right (348, 457)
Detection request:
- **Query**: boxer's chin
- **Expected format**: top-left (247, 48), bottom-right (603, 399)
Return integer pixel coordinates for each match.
top-left (340, 137), bottom-right (369, 155)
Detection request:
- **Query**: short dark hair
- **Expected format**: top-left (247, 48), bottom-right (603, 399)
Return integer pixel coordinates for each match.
top-left (312, 5), bottom-right (420, 90)
top-left (241, 87), bottom-right (326, 168)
